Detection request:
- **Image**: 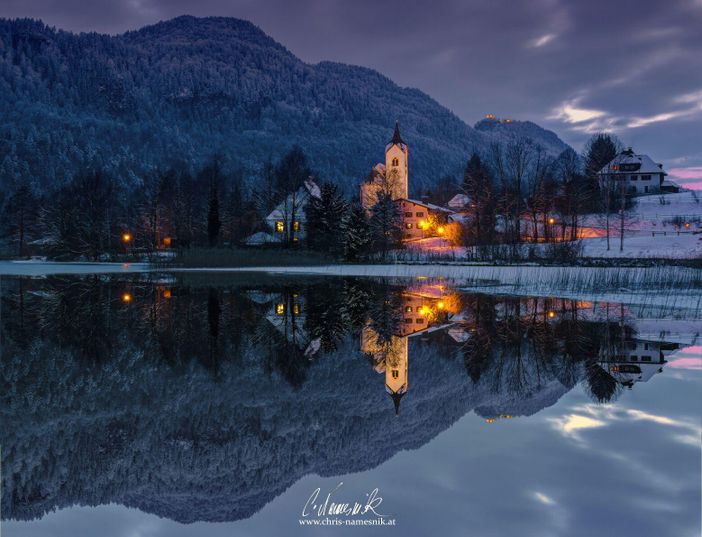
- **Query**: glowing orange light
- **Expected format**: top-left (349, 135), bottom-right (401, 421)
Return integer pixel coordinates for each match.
top-left (548, 310), bottom-right (556, 319)
top-left (122, 233), bottom-right (132, 243)
top-left (163, 236), bottom-right (172, 247)
top-left (684, 223), bottom-right (690, 229)
top-left (418, 220), bottom-right (427, 230)
top-left (437, 226), bottom-right (445, 234)
top-left (163, 289), bottom-right (172, 299)
top-left (548, 217), bottom-right (556, 225)
top-left (121, 293), bottom-right (133, 303)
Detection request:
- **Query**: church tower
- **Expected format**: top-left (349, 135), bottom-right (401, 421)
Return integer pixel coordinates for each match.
top-left (384, 121), bottom-right (409, 200)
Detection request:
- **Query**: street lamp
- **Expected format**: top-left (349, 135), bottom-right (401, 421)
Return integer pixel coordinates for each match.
top-left (121, 292), bottom-right (133, 304)
top-left (122, 232), bottom-right (132, 243)
top-left (548, 217), bottom-right (556, 226)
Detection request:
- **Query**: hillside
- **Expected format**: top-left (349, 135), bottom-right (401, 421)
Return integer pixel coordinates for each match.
top-left (474, 115), bottom-right (570, 156)
top-left (0, 16), bottom-right (572, 196)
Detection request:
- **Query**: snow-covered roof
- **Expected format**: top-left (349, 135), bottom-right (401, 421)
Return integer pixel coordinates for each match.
top-left (265, 178), bottom-right (321, 221)
top-left (599, 150), bottom-right (667, 176)
top-left (401, 198), bottom-right (454, 213)
top-left (447, 193), bottom-right (470, 209)
top-left (244, 231), bottom-right (282, 245)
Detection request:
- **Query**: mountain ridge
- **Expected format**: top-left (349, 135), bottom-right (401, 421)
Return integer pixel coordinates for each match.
top-left (0, 16), bottom-right (573, 195)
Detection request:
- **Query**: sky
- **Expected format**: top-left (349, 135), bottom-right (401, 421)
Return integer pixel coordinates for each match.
top-left (2, 0), bottom-right (702, 187)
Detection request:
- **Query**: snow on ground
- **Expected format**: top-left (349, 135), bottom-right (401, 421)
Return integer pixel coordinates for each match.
top-left (407, 191), bottom-right (702, 259)
top-left (0, 261), bottom-right (151, 276)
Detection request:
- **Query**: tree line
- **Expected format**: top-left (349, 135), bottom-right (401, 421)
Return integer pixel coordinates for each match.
top-left (0, 133), bottom-right (629, 260)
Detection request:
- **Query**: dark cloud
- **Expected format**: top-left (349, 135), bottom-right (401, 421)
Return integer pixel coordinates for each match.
top-left (2, 0), bottom-right (701, 173)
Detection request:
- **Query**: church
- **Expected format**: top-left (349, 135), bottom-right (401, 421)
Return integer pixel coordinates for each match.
top-left (360, 122), bottom-right (452, 240)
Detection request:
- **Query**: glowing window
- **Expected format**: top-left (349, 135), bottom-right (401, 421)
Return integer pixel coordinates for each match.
top-left (405, 306), bottom-right (413, 313)
top-left (405, 223), bottom-right (413, 229)
top-left (276, 303), bottom-right (284, 315)
top-left (292, 221), bottom-right (300, 232)
top-left (293, 303), bottom-right (300, 315)
top-left (275, 221), bottom-right (285, 233)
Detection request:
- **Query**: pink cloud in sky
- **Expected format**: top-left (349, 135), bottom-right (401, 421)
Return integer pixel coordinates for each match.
top-left (668, 167), bottom-right (702, 190)
top-left (668, 345), bottom-right (702, 370)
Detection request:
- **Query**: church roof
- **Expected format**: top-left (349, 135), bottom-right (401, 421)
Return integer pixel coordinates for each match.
top-left (389, 121), bottom-right (405, 146)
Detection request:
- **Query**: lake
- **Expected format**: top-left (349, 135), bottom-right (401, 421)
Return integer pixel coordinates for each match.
top-left (1, 273), bottom-right (700, 537)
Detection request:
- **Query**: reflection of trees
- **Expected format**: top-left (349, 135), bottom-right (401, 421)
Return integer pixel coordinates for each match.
top-left (459, 295), bottom-right (636, 403)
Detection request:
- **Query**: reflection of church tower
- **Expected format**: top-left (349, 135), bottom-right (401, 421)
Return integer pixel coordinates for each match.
top-left (384, 121), bottom-right (409, 200)
top-left (385, 336), bottom-right (408, 416)
top-left (361, 327), bottom-right (409, 416)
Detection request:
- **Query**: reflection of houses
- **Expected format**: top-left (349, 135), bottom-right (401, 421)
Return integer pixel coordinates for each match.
top-left (598, 148), bottom-right (679, 195)
top-left (360, 122), bottom-right (454, 240)
top-left (245, 178), bottom-right (321, 245)
top-left (598, 339), bottom-right (678, 388)
top-left (259, 291), bottom-right (321, 357)
top-left (361, 288), bottom-right (459, 414)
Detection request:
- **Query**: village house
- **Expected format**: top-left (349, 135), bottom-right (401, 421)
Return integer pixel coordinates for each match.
top-left (598, 148), bottom-right (679, 195)
top-left (360, 122), bottom-right (455, 240)
top-left (245, 178), bottom-right (321, 245)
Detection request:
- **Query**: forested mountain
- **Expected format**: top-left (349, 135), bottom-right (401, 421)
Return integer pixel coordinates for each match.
top-left (0, 16), bottom-right (572, 196)
top-left (474, 116), bottom-right (570, 157)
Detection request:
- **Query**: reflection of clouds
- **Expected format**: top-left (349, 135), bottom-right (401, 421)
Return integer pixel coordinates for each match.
top-left (532, 491), bottom-right (556, 505)
top-left (550, 414), bottom-right (606, 441)
top-left (551, 404), bottom-right (702, 449)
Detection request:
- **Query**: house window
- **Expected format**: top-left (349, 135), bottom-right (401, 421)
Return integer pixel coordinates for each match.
top-left (416, 318), bottom-right (425, 324)
top-left (644, 186), bottom-right (649, 193)
top-left (641, 356), bottom-right (652, 362)
top-left (630, 356), bottom-right (638, 361)
top-left (644, 344), bottom-right (649, 350)
top-left (405, 318), bottom-right (413, 323)
top-left (405, 306), bottom-right (413, 313)
top-left (630, 175), bottom-right (638, 181)
top-left (392, 157), bottom-right (399, 167)
top-left (416, 211), bottom-right (424, 217)
top-left (292, 303), bottom-right (300, 315)
top-left (391, 369), bottom-right (399, 379)
top-left (276, 303), bottom-right (284, 315)
top-left (275, 221), bottom-right (285, 233)
top-left (641, 174), bottom-right (651, 180)
top-left (405, 223), bottom-right (413, 229)
top-left (292, 221), bottom-right (301, 232)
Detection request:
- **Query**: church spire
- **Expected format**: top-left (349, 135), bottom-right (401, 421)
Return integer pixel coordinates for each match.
top-left (389, 120), bottom-right (405, 146)
top-left (390, 391), bottom-right (405, 416)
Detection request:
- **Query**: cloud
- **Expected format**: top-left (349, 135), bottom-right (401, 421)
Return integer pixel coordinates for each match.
top-left (532, 491), bottom-right (557, 505)
top-left (550, 99), bottom-right (607, 124)
top-left (528, 33), bottom-right (557, 48)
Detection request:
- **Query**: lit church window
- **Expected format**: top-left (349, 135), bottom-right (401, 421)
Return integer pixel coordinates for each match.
top-left (276, 303), bottom-right (284, 315)
top-left (275, 221), bottom-right (285, 233)
top-left (292, 221), bottom-right (300, 232)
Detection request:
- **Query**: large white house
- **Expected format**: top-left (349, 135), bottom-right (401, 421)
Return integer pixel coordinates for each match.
top-left (598, 148), bottom-right (678, 195)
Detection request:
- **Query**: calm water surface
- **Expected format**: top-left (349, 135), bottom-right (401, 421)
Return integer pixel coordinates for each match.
top-left (1, 274), bottom-right (700, 537)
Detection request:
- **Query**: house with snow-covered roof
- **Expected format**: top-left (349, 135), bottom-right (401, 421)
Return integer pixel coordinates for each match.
top-left (245, 177), bottom-right (321, 245)
top-left (598, 148), bottom-right (679, 196)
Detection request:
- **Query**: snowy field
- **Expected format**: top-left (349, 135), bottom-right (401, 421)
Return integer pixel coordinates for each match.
top-left (406, 191), bottom-right (702, 259)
